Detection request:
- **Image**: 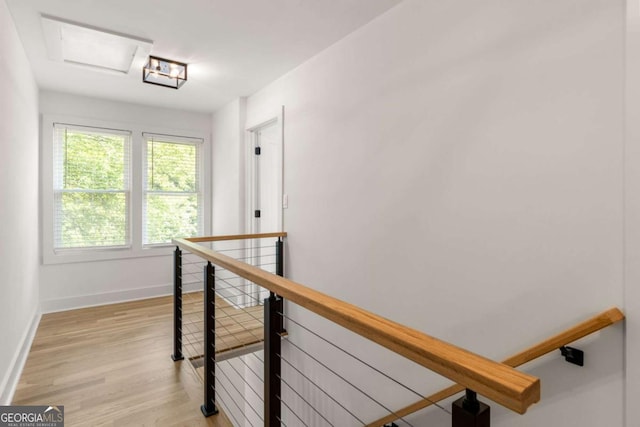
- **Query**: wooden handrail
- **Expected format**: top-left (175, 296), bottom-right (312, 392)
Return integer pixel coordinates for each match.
top-left (174, 237), bottom-right (540, 414)
top-left (185, 231), bottom-right (287, 243)
top-left (367, 307), bottom-right (625, 427)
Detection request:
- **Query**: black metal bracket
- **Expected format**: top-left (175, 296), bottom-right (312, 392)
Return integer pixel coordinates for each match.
top-left (383, 424), bottom-right (399, 427)
top-left (462, 389), bottom-right (480, 414)
top-left (452, 389), bottom-right (490, 427)
top-left (560, 346), bottom-right (584, 367)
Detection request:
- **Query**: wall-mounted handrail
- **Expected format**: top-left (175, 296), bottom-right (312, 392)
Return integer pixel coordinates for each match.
top-left (173, 237), bottom-right (540, 415)
top-left (367, 307), bottom-right (625, 427)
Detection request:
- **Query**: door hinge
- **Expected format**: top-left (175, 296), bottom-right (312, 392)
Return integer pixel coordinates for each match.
top-left (254, 210), bottom-right (261, 218)
top-left (255, 146), bottom-right (261, 155)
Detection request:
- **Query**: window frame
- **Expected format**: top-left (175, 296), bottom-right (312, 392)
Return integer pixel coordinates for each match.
top-left (42, 114), bottom-right (211, 264)
top-left (52, 123), bottom-right (132, 251)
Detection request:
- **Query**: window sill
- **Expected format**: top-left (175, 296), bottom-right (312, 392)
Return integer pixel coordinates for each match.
top-left (42, 245), bottom-right (176, 265)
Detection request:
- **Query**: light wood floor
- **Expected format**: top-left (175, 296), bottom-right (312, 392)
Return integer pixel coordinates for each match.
top-left (13, 296), bottom-right (233, 427)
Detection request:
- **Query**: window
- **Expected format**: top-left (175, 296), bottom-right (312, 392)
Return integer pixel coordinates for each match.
top-left (143, 134), bottom-right (202, 246)
top-left (43, 115), bottom-right (210, 264)
top-left (53, 124), bottom-right (131, 249)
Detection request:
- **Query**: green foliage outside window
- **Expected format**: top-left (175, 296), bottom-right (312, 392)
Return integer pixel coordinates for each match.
top-left (55, 130), bottom-right (128, 248)
top-left (63, 132), bottom-right (126, 190)
top-left (54, 127), bottom-right (202, 250)
top-left (144, 140), bottom-right (200, 245)
top-left (58, 192), bottom-right (127, 248)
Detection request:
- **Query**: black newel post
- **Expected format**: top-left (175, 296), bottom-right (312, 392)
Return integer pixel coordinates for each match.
top-left (171, 247), bottom-right (184, 362)
top-left (275, 237), bottom-right (284, 277)
top-left (201, 261), bottom-right (219, 417)
top-left (264, 292), bottom-right (283, 426)
top-left (452, 389), bottom-right (490, 427)
top-left (274, 238), bottom-right (285, 333)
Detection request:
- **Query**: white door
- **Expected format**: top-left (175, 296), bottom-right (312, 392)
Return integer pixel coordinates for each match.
top-left (246, 113), bottom-right (283, 304)
top-left (253, 119), bottom-right (281, 235)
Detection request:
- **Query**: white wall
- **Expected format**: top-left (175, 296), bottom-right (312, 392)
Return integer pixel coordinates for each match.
top-left (39, 91), bottom-right (212, 312)
top-left (0, 0), bottom-right (40, 404)
top-left (625, 1), bottom-right (640, 425)
top-left (212, 97), bottom-right (246, 234)
top-left (214, 0), bottom-right (627, 425)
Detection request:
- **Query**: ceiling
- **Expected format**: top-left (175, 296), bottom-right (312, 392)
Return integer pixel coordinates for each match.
top-left (6, 0), bottom-right (402, 113)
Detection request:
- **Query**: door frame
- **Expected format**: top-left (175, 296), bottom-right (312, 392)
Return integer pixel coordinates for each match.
top-left (244, 107), bottom-right (284, 235)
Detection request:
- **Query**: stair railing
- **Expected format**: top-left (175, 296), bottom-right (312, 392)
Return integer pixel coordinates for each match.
top-left (367, 307), bottom-right (625, 426)
top-left (172, 233), bottom-right (542, 426)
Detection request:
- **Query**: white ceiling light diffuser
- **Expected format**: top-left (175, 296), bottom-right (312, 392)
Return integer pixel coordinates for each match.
top-left (41, 14), bottom-right (152, 74)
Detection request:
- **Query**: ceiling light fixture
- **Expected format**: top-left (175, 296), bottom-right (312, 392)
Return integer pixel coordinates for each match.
top-left (142, 56), bottom-right (188, 89)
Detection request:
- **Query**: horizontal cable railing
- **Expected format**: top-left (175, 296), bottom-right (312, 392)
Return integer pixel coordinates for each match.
top-left (172, 233), bottom-right (279, 360)
top-left (172, 233), bottom-right (284, 425)
top-left (172, 233), bottom-right (540, 423)
top-left (275, 307), bottom-right (456, 426)
top-left (174, 235), bottom-right (456, 426)
top-left (367, 307), bottom-right (625, 427)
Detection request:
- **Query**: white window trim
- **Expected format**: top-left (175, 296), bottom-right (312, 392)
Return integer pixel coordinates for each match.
top-left (42, 114), bottom-right (211, 264)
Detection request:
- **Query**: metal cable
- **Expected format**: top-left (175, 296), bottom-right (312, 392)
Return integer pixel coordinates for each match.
top-left (215, 244), bottom-right (275, 253)
top-left (284, 339), bottom-right (416, 427)
top-left (279, 312), bottom-right (452, 415)
top-left (212, 298), bottom-right (264, 325)
top-left (276, 371), bottom-right (334, 426)
top-left (209, 320), bottom-right (265, 368)
top-left (181, 290), bottom-right (264, 363)
top-left (277, 392), bottom-right (311, 427)
top-left (222, 356), bottom-right (264, 388)
top-left (209, 312), bottom-right (264, 355)
top-left (277, 352), bottom-right (365, 425)
top-left (211, 289), bottom-right (265, 325)
top-left (221, 357), bottom-right (263, 399)
top-left (182, 245), bottom-right (434, 425)
top-left (212, 385), bottom-right (245, 427)
top-left (213, 275), bottom-right (264, 306)
top-left (216, 360), bottom-right (264, 422)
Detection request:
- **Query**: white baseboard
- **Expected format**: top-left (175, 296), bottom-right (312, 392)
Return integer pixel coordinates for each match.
top-left (40, 281), bottom-right (203, 314)
top-left (0, 307), bottom-right (41, 405)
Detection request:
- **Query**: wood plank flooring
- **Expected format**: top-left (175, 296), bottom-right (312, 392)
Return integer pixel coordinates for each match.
top-left (12, 296), bottom-right (233, 427)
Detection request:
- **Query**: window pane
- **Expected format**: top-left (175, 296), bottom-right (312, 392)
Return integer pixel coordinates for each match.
top-left (63, 131), bottom-right (126, 190)
top-left (145, 193), bottom-right (199, 244)
top-left (55, 192), bottom-right (128, 248)
top-left (147, 140), bottom-right (197, 192)
top-left (53, 124), bottom-right (130, 250)
top-left (144, 135), bottom-right (202, 246)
